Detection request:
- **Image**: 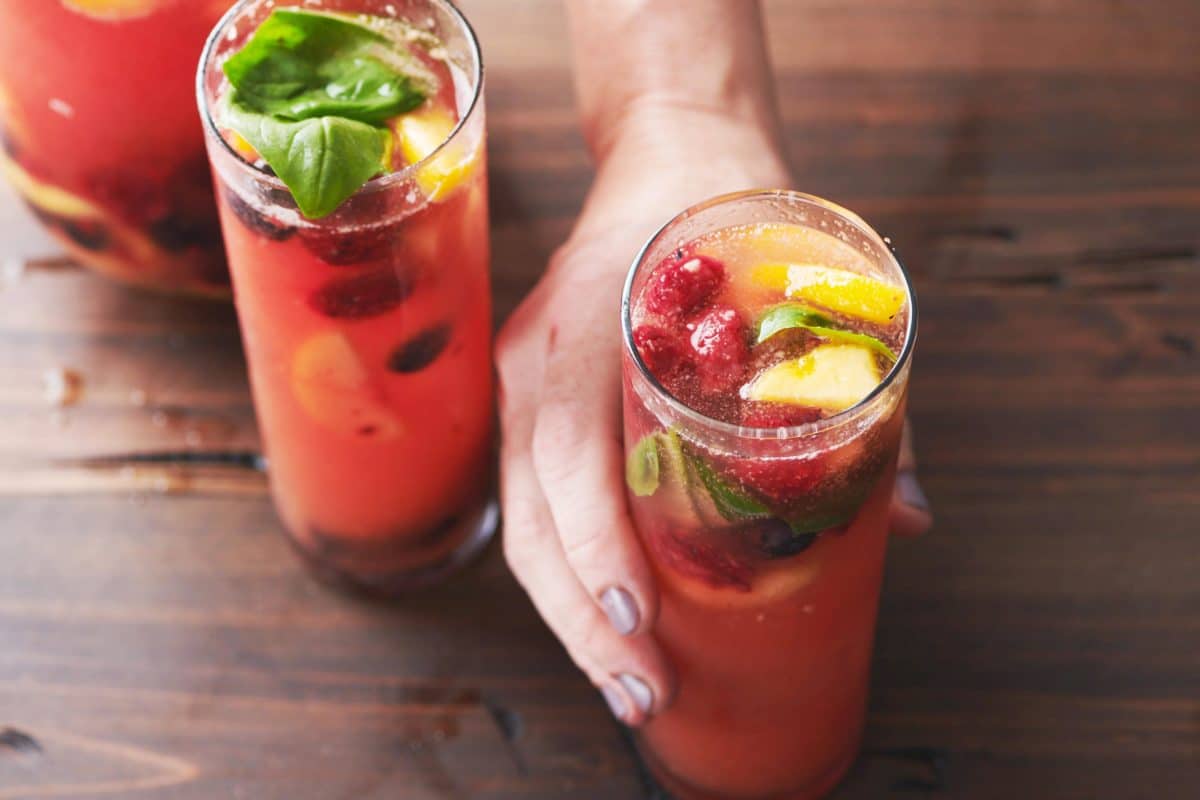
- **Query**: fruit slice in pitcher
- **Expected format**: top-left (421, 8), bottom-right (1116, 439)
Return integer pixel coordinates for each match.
top-left (62, 0), bottom-right (164, 21)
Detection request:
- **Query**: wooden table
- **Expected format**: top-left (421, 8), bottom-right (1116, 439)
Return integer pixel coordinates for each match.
top-left (2, 1), bottom-right (1198, 797)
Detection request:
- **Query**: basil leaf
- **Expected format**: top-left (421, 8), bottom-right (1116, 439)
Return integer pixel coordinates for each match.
top-left (223, 100), bottom-right (390, 219)
top-left (224, 9), bottom-right (425, 124)
top-left (803, 325), bottom-right (897, 364)
top-left (684, 450), bottom-right (771, 521)
top-left (756, 303), bottom-right (833, 342)
top-left (756, 302), bottom-right (896, 363)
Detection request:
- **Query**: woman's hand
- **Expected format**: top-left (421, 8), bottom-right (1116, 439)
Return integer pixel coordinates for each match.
top-left (495, 1), bottom-right (932, 726)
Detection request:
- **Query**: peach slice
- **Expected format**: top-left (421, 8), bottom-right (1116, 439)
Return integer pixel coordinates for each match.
top-left (394, 105), bottom-right (478, 201)
top-left (291, 331), bottom-right (403, 439)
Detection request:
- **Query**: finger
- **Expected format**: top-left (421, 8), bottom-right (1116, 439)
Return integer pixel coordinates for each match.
top-left (890, 418), bottom-right (932, 538)
top-left (530, 305), bottom-right (659, 639)
top-left (501, 430), bottom-right (674, 725)
top-left (497, 310), bottom-right (674, 725)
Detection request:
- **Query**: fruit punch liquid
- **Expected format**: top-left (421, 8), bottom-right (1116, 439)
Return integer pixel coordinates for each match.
top-left (198, 0), bottom-right (494, 592)
top-left (0, 0), bottom-right (229, 294)
top-left (622, 191), bottom-right (915, 799)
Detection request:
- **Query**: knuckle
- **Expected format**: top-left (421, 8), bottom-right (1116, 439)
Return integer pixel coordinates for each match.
top-left (560, 524), bottom-right (609, 572)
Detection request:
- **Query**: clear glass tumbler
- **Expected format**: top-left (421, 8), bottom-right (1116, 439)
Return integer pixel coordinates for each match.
top-left (197, 0), bottom-right (495, 593)
top-left (622, 191), bottom-right (916, 799)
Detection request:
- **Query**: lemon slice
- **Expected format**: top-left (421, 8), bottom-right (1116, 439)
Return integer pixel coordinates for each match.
top-left (745, 344), bottom-right (881, 412)
top-left (752, 263), bottom-right (904, 325)
top-left (292, 332), bottom-right (403, 438)
top-left (0, 152), bottom-right (103, 219)
top-left (394, 105), bottom-right (477, 201)
top-left (62, 0), bottom-right (163, 21)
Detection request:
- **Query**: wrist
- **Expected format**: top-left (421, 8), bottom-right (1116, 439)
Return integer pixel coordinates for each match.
top-left (567, 107), bottom-right (792, 248)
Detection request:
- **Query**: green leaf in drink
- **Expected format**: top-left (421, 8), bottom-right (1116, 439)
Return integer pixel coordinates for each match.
top-left (219, 9), bottom-right (430, 218)
top-left (755, 302), bottom-right (897, 364)
top-left (683, 450), bottom-right (772, 522)
top-left (223, 100), bottom-right (392, 219)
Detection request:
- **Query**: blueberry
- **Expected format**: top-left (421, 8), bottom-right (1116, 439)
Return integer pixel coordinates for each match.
top-left (147, 212), bottom-right (220, 251)
top-left (756, 519), bottom-right (816, 559)
top-left (223, 188), bottom-right (294, 242)
top-left (308, 270), bottom-right (413, 320)
top-left (388, 324), bottom-right (452, 373)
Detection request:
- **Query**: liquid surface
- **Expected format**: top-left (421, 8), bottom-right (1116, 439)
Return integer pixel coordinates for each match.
top-left (631, 222), bottom-right (908, 427)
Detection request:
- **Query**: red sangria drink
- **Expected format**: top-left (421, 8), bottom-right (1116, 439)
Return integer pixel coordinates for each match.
top-left (198, 0), bottom-right (494, 592)
top-left (0, 0), bottom-right (229, 295)
top-left (622, 191), bottom-right (916, 799)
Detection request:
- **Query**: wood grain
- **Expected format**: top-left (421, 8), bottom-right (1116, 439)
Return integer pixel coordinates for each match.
top-left (2, 1), bottom-right (1199, 797)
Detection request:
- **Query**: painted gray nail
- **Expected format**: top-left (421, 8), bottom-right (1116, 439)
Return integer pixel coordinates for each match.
top-left (618, 673), bottom-right (654, 714)
top-left (601, 684), bottom-right (629, 721)
top-left (600, 586), bottom-right (640, 636)
top-left (897, 471), bottom-right (929, 511)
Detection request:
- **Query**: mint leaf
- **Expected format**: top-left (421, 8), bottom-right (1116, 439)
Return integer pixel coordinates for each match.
top-left (224, 100), bottom-right (390, 219)
top-left (224, 9), bottom-right (425, 124)
top-left (803, 325), bottom-right (898, 364)
top-left (756, 303), bottom-right (833, 342)
top-left (756, 302), bottom-right (896, 363)
top-left (683, 450), bottom-right (771, 522)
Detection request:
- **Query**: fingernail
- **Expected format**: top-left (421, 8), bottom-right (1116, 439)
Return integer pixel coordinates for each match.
top-left (601, 684), bottom-right (629, 721)
top-left (600, 586), bottom-right (640, 636)
top-left (897, 471), bottom-right (929, 512)
top-left (618, 673), bottom-right (654, 714)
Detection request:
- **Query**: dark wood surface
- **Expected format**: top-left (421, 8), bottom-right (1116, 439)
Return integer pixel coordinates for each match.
top-left (3, 1), bottom-right (1199, 797)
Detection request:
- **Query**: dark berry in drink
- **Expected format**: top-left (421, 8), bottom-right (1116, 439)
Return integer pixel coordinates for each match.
top-left (754, 519), bottom-right (816, 559)
top-left (224, 188), bottom-right (294, 241)
top-left (741, 401), bottom-right (823, 429)
top-left (388, 323), bottom-right (452, 373)
top-left (298, 225), bottom-right (396, 266)
top-left (308, 270), bottom-right (413, 319)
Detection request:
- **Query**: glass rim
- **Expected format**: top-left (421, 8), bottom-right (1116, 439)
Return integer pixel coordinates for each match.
top-left (620, 189), bottom-right (918, 441)
top-left (195, 0), bottom-right (484, 199)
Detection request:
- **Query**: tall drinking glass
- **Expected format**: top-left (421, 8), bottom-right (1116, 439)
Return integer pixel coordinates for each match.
top-left (197, 0), bottom-right (494, 593)
top-left (622, 191), bottom-right (916, 798)
top-left (0, 0), bottom-right (229, 295)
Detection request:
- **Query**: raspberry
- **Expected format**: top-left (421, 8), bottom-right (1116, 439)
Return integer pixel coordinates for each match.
top-left (688, 305), bottom-right (750, 393)
top-left (717, 453), bottom-right (823, 507)
top-left (740, 401), bottom-right (824, 429)
top-left (633, 324), bottom-right (686, 379)
top-left (645, 254), bottom-right (725, 318)
top-left (308, 270), bottom-right (414, 319)
top-left (652, 529), bottom-right (753, 591)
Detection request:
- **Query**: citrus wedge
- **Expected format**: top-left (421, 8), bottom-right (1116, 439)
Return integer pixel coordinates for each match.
top-left (745, 344), bottom-right (881, 412)
top-left (752, 262), bottom-right (904, 325)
